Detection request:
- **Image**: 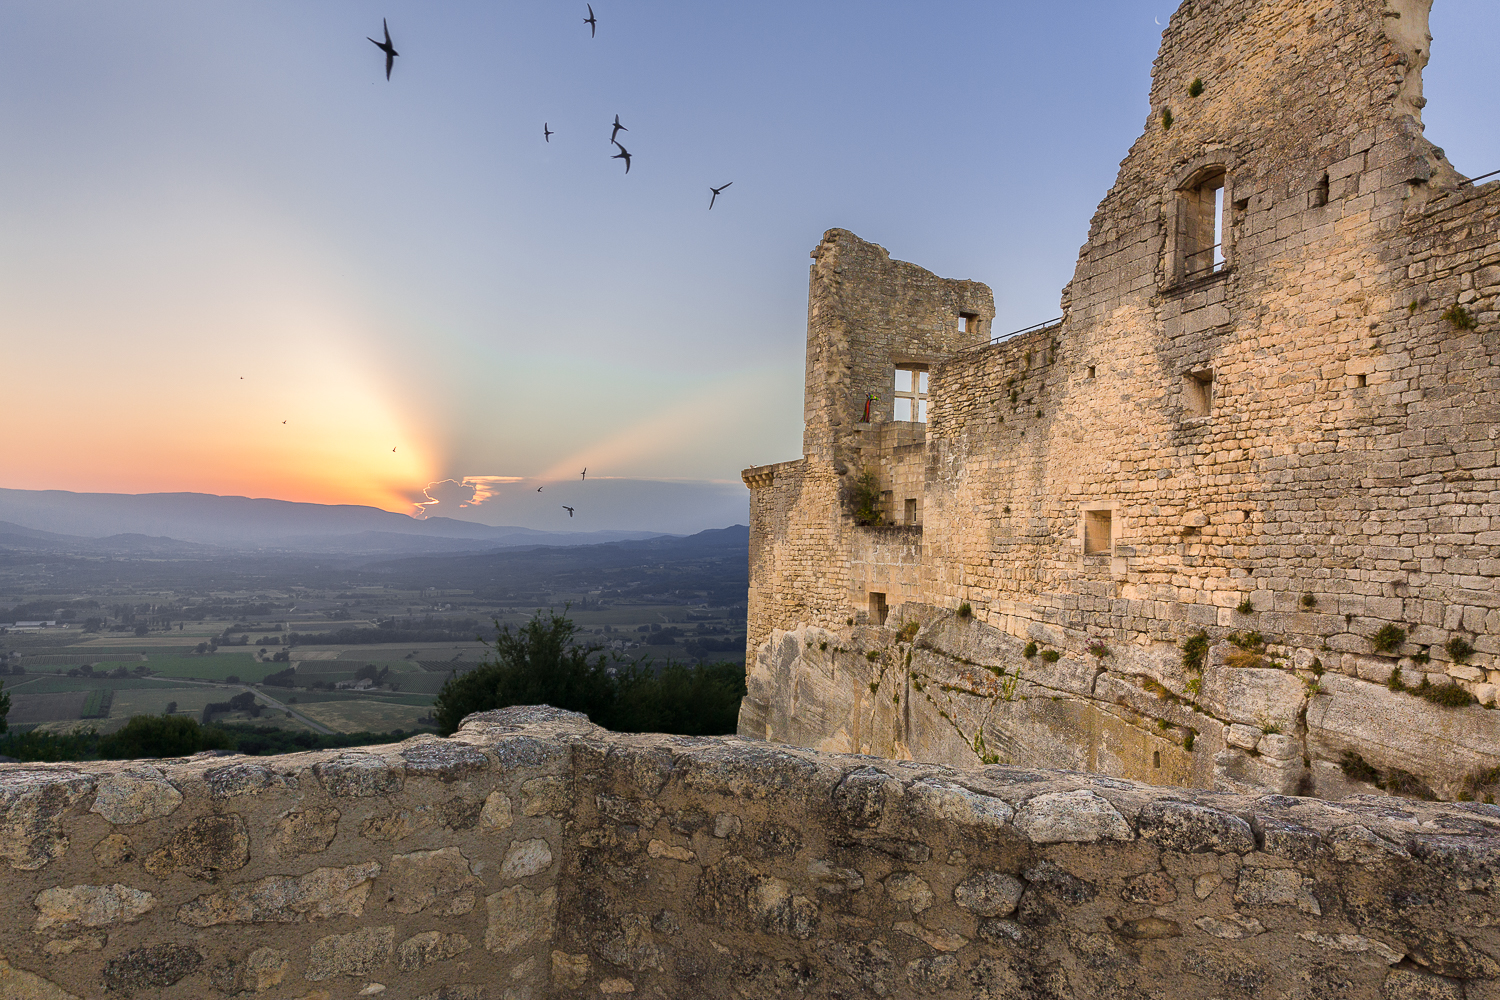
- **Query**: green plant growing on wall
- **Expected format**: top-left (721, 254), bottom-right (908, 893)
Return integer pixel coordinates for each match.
top-left (865, 650), bottom-right (880, 662)
top-left (1188, 77), bottom-right (1205, 98)
top-left (1183, 729), bottom-right (1196, 751)
top-left (1236, 597), bottom-right (1255, 615)
top-left (1162, 107), bottom-right (1174, 129)
top-left (1388, 666), bottom-right (1406, 693)
top-left (1341, 750), bottom-right (1380, 785)
top-left (1443, 304), bottom-right (1478, 330)
top-left (849, 468), bottom-right (884, 527)
top-left (1185, 676), bottom-right (1202, 695)
top-left (898, 621), bottom-right (919, 643)
top-left (1181, 631), bottom-right (1210, 674)
top-left (1413, 646), bottom-right (1431, 665)
top-left (957, 603), bottom-right (972, 619)
top-left (1227, 631), bottom-right (1265, 651)
top-left (1040, 649), bottom-right (1061, 663)
top-left (1301, 592), bottom-right (1317, 609)
top-left (819, 641), bottom-right (828, 652)
top-left (1447, 636), bottom-right (1475, 664)
top-left (1371, 624), bottom-right (1407, 654)
top-left (1415, 678), bottom-right (1477, 708)
top-left (1087, 641), bottom-right (1110, 658)
top-left (1023, 641), bottom-right (1038, 659)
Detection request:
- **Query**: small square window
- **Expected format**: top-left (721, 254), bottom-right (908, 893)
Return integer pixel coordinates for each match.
top-left (1183, 369), bottom-right (1214, 417)
top-left (1083, 509), bottom-right (1113, 555)
top-left (869, 592), bottom-right (888, 626)
top-left (958, 311), bottom-right (979, 334)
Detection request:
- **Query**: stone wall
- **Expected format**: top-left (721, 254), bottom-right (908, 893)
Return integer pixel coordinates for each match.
top-left (9, 707), bottom-right (1500, 998)
top-left (741, 0), bottom-right (1500, 799)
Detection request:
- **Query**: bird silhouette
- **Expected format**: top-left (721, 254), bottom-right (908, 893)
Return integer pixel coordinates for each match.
top-left (611, 142), bottom-right (630, 174)
top-left (581, 468), bottom-right (587, 480)
top-left (536, 486), bottom-right (543, 492)
top-left (544, 123), bottom-right (553, 142)
top-left (584, 4), bottom-right (597, 37)
top-left (368, 19), bottom-right (398, 80)
top-left (610, 114), bottom-right (627, 144)
top-left (392, 447), bottom-right (397, 452)
top-left (281, 420), bottom-right (286, 425)
top-left (562, 505), bottom-right (575, 517)
top-left (709, 181), bottom-right (733, 209)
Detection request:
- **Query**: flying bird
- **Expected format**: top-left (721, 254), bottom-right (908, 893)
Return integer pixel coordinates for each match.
top-left (611, 142), bottom-right (631, 174)
top-left (368, 19), bottom-right (398, 80)
top-left (562, 505), bottom-right (575, 517)
top-left (610, 114), bottom-right (627, 144)
top-left (580, 468), bottom-right (587, 480)
top-left (584, 4), bottom-right (597, 37)
top-left (281, 420), bottom-right (286, 425)
top-left (536, 486), bottom-right (543, 492)
top-left (544, 123), bottom-right (553, 142)
top-left (392, 447), bottom-right (397, 452)
top-left (709, 181), bottom-right (733, 209)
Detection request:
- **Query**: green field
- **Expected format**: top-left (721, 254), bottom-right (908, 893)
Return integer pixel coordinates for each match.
top-left (140, 653), bottom-right (262, 682)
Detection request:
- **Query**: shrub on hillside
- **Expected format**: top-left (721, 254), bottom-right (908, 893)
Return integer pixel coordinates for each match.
top-left (432, 610), bottom-right (746, 737)
top-left (98, 714), bottom-right (233, 759)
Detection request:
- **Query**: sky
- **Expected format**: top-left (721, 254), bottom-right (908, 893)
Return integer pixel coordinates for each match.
top-left (2, 2), bottom-right (1497, 533)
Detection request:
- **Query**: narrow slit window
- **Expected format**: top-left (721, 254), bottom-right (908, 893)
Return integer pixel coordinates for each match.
top-left (1083, 509), bottom-right (1113, 556)
top-left (904, 498), bottom-right (918, 525)
top-left (869, 592), bottom-right (888, 626)
top-left (893, 366), bottom-right (929, 422)
top-left (1311, 173), bottom-right (1330, 208)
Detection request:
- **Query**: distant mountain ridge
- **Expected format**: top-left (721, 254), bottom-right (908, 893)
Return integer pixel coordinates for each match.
top-left (0, 488), bottom-right (667, 552)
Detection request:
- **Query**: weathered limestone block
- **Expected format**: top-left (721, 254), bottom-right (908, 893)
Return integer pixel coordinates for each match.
top-left (210, 947), bottom-right (290, 993)
top-left (313, 753), bottom-right (403, 797)
top-left (1137, 800), bottom-right (1254, 854)
top-left (395, 931), bottom-right (471, 972)
top-left (697, 856), bottom-right (819, 939)
top-left (1194, 913), bottom-right (1265, 939)
top-left (954, 871), bottom-right (1024, 917)
top-left (273, 808), bottom-right (340, 855)
top-left (176, 862), bottom-right (381, 926)
top-left (305, 926), bottom-right (394, 981)
top-left (88, 767), bottom-right (181, 825)
top-left (32, 884), bottom-right (155, 933)
top-left (1013, 789), bottom-right (1134, 843)
top-left (144, 813), bottom-right (250, 879)
top-left (91, 834), bottom-right (132, 868)
top-left (0, 956), bottom-right (78, 999)
top-left (905, 777), bottom-right (1015, 831)
top-left (101, 943), bottom-right (203, 992)
top-left (551, 950), bottom-right (592, 990)
top-left (0, 770), bottom-right (94, 870)
top-left (501, 838), bottom-right (554, 878)
top-left (1200, 666), bottom-right (1306, 730)
top-left (484, 885), bottom-right (558, 954)
top-left (881, 872), bottom-right (933, 912)
top-left (384, 847), bottom-right (482, 915)
top-left (521, 776), bottom-right (570, 816)
top-left (1234, 865), bottom-right (1321, 915)
top-left (597, 913), bottom-right (665, 973)
top-left (399, 740), bottom-right (490, 783)
top-left (204, 762), bottom-right (296, 799)
top-left (481, 791), bottom-right (513, 831)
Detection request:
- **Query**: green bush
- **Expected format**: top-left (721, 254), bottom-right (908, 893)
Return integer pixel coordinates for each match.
top-left (957, 603), bottom-right (972, 619)
top-left (1371, 624), bottom-right (1406, 653)
top-left (1235, 598), bottom-right (1255, 615)
top-left (1040, 650), bottom-right (1061, 663)
top-left (1446, 636), bottom-right (1475, 664)
top-left (1443, 303), bottom-right (1478, 330)
top-left (97, 714), bottom-right (233, 759)
top-left (1180, 631), bottom-right (1209, 673)
top-left (849, 468), bottom-right (884, 527)
top-left (432, 610), bottom-right (745, 738)
top-left (1415, 678), bottom-right (1477, 708)
top-left (1023, 642), bottom-right (1038, 659)
top-left (1187, 77), bottom-right (1204, 98)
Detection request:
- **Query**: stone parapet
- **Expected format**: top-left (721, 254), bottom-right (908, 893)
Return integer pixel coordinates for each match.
top-left (5, 707), bottom-right (1497, 997)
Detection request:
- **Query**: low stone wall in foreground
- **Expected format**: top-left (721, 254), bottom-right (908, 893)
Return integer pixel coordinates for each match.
top-left (1, 706), bottom-right (1498, 998)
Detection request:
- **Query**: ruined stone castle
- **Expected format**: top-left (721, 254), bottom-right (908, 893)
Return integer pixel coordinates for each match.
top-left (742, 0), bottom-right (1500, 802)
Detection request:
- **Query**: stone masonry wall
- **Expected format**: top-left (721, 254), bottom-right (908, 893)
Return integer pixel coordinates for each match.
top-left (741, 0), bottom-right (1500, 801)
top-left (9, 707), bottom-right (1500, 998)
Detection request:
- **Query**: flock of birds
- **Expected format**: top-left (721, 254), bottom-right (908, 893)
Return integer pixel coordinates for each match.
top-left (369, 9), bottom-right (733, 208)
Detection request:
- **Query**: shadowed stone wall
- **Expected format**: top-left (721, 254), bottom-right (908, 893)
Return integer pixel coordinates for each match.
top-left (5, 707), bottom-right (1500, 998)
top-left (741, 0), bottom-right (1500, 800)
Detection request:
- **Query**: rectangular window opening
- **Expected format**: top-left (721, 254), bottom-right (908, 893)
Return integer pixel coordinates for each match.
top-left (1176, 169), bottom-right (1227, 281)
top-left (904, 498), bottom-right (918, 525)
top-left (869, 592), bottom-right (888, 626)
top-left (1083, 509), bottom-right (1113, 556)
top-left (1086, 365), bottom-right (1096, 379)
top-left (958, 311), bottom-right (979, 335)
top-left (893, 364), bottom-right (929, 424)
top-left (1183, 368), bottom-right (1214, 417)
top-left (1311, 173), bottom-right (1330, 209)
top-left (1355, 374), bottom-right (1367, 388)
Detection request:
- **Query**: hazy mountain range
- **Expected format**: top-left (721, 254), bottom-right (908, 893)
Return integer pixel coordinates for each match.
top-left (0, 488), bottom-right (671, 554)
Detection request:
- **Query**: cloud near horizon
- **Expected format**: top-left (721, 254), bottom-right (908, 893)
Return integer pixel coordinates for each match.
top-left (413, 476), bottom-right (748, 535)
